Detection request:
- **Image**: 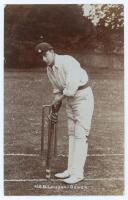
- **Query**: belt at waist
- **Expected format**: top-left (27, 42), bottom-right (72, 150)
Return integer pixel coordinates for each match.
top-left (78, 82), bottom-right (90, 90)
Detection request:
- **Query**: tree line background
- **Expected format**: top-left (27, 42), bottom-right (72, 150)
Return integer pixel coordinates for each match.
top-left (4, 4), bottom-right (124, 69)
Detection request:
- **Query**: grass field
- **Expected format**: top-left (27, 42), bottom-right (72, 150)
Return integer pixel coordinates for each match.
top-left (4, 68), bottom-right (124, 195)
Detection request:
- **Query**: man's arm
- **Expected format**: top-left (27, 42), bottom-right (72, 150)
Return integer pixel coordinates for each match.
top-left (51, 94), bottom-right (65, 107)
top-left (51, 56), bottom-right (81, 104)
top-left (48, 94), bottom-right (64, 124)
top-left (62, 56), bottom-right (81, 97)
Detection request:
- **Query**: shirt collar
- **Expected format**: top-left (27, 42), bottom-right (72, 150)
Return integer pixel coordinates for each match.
top-left (47, 54), bottom-right (59, 70)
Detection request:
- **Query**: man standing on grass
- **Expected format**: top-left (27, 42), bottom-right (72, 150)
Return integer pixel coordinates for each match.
top-left (35, 42), bottom-right (94, 184)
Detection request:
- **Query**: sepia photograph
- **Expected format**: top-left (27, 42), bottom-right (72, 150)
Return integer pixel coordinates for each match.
top-left (4, 3), bottom-right (124, 196)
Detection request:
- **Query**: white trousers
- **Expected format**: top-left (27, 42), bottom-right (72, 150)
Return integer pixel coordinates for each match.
top-left (66, 87), bottom-right (94, 178)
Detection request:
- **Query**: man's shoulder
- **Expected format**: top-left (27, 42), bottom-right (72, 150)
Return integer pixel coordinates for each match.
top-left (56, 54), bottom-right (76, 63)
top-left (56, 53), bottom-right (71, 59)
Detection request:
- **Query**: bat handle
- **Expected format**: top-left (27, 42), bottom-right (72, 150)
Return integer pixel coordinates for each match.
top-left (46, 169), bottom-right (51, 179)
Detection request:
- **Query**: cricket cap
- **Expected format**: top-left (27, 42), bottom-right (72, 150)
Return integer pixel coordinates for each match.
top-left (35, 42), bottom-right (53, 54)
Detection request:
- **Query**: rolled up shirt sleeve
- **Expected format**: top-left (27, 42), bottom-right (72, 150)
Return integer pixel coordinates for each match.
top-left (52, 82), bottom-right (61, 95)
top-left (63, 56), bottom-right (83, 97)
top-left (53, 88), bottom-right (61, 94)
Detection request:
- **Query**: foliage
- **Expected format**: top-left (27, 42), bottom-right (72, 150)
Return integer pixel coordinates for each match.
top-left (4, 4), bottom-right (124, 68)
top-left (83, 4), bottom-right (124, 30)
top-left (5, 5), bottom-right (90, 42)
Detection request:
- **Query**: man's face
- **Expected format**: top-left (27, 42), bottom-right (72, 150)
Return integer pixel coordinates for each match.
top-left (42, 50), bottom-right (55, 66)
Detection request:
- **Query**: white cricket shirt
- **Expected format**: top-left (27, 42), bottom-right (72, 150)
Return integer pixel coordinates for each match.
top-left (47, 54), bottom-right (88, 97)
